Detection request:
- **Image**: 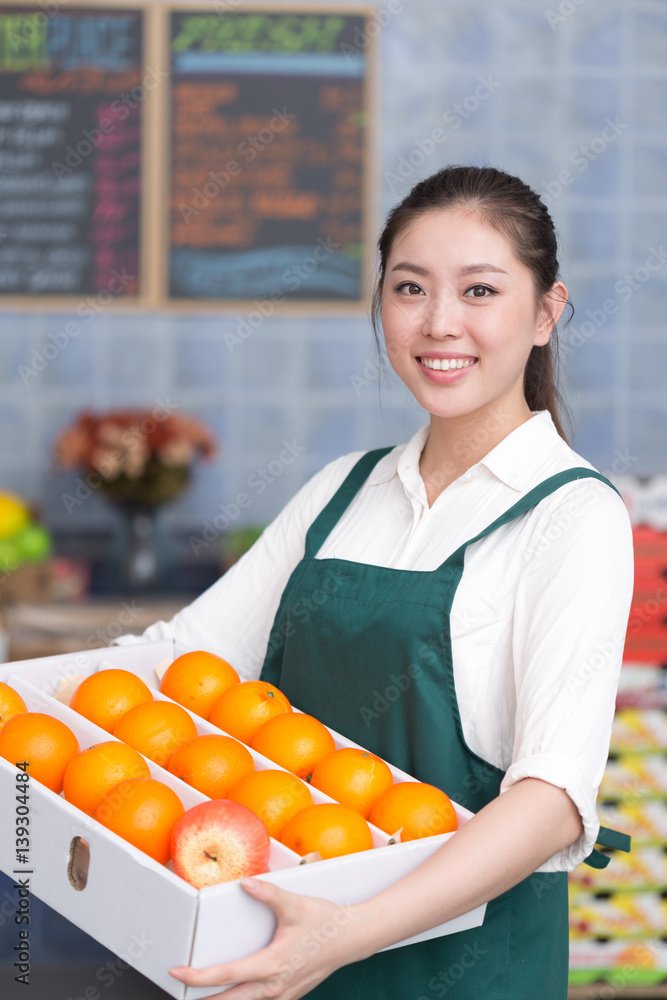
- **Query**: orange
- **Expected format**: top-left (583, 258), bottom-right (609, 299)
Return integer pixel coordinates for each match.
top-left (113, 700), bottom-right (197, 768)
top-left (0, 712), bottom-right (79, 793)
top-left (167, 734), bottom-right (254, 798)
top-left (209, 680), bottom-right (292, 744)
top-left (94, 777), bottom-right (184, 864)
top-left (159, 650), bottom-right (239, 719)
top-left (69, 669), bottom-right (153, 733)
top-left (280, 803), bottom-right (373, 859)
top-left (250, 712), bottom-right (335, 781)
top-left (227, 768), bottom-right (313, 838)
top-left (63, 741), bottom-right (151, 816)
top-left (0, 682), bottom-right (27, 733)
top-left (310, 748), bottom-right (394, 818)
top-left (369, 781), bottom-right (458, 841)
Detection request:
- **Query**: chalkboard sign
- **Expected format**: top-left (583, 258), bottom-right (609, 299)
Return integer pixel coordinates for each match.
top-left (0, 5), bottom-right (143, 297)
top-left (168, 8), bottom-right (370, 302)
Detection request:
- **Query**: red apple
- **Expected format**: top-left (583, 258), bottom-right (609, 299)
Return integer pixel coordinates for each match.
top-left (170, 799), bottom-right (270, 889)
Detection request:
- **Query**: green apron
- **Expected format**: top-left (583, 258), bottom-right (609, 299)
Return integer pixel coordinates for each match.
top-left (260, 449), bottom-right (629, 999)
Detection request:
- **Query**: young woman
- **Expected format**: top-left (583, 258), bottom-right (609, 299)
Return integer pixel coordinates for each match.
top-left (119, 166), bottom-right (634, 999)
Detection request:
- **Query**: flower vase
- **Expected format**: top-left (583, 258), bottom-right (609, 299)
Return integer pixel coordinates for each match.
top-left (113, 503), bottom-right (169, 593)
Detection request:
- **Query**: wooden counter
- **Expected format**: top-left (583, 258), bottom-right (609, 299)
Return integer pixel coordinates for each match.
top-left (3, 598), bottom-right (186, 661)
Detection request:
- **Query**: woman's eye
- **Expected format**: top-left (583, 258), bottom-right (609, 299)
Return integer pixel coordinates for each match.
top-left (396, 281), bottom-right (424, 296)
top-left (465, 284), bottom-right (496, 298)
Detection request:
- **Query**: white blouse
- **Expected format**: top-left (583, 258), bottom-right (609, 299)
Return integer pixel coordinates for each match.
top-left (115, 410), bottom-right (634, 872)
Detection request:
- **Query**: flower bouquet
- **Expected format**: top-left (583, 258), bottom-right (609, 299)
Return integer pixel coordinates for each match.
top-left (54, 407), bottom-right (216, 508)
top-left (54, 407), bottom-right (216, 591)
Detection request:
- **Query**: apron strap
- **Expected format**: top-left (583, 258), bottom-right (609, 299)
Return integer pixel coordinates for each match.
top-left (595, 825), bottom-right (631, 852)
top-left (305, 447), bottom-right (394, 558)
top-left (582, 826), bottom-right (632, 869)
top-left (440, 468), bottom-right (622, 613)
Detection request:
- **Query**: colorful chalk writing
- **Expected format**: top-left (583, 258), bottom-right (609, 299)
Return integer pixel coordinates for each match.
top-left (0, 6), bottom-right (142, 296)
top-left (169, 10), bottom-right (367, 301)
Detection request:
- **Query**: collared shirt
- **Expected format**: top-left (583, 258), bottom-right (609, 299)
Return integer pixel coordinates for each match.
top-left (116, 411), bottom-right (634, 872)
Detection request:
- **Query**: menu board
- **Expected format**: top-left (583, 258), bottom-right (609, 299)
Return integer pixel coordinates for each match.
top-left (0, 5), bottom-right (142, 297)
top-left (168, 9), bottom-right (368, 302)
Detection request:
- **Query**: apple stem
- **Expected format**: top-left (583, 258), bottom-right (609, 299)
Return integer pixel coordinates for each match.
top-left (204, 851), bottom-right (218, 861)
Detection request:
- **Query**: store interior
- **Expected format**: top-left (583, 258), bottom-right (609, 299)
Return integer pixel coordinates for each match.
top-left (0, 1), bottom-right (666, 998)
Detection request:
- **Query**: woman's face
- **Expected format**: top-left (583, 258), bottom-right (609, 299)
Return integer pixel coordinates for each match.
top-left (380, 207), bottom-right (566, 428)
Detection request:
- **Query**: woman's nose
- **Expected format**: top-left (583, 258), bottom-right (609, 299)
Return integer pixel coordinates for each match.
top-left (422, 297), bottom-right (464, 339)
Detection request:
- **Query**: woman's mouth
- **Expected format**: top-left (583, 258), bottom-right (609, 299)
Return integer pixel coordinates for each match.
top-left (418, 357), bottom-right (477, 371)
top-left (416, 356), bottom-right (478, 382)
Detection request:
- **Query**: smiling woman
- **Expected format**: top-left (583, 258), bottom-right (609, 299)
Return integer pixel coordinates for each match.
top-left (116, 165), bottom-right (634, 1000)
top-left (373, 166), bottom-right (571, 499)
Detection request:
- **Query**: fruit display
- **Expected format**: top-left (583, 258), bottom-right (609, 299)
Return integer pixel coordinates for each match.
top-left (0, 653), bottom-right (461, 896)
top-left (568, 524), bottom-right (667, 990)
top-left (0, 651), bottom-right (480, 1000)
top-left (0, 490), bottom-right (52, 574)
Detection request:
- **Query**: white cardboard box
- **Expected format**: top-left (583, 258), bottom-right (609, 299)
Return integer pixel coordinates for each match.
top-left (0, 640), bottom-right (486, 998)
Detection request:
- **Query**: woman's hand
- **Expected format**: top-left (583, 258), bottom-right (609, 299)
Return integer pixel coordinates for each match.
top-left (169, 778), bottom-right (583, 997)
top-left (169, 877), bottom-right (367, 1000)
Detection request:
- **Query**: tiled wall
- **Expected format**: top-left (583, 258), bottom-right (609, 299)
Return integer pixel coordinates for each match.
top-left (1, 0), bottom-right (665, 539)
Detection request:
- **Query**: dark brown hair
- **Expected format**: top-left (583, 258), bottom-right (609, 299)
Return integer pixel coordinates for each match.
top-left (371, 165), bottom-right (572, 441)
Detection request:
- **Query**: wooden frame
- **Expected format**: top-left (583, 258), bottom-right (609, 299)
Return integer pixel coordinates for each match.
top-left (0, 0), bottom-right (377, 314)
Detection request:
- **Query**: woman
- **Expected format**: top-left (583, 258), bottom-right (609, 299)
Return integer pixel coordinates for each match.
top-left (120, 166), bottom-right (634, 998)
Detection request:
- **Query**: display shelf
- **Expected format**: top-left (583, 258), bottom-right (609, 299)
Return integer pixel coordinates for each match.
top-left (570, 526), bottom-right (667, 998)
top-left (569, 989), bottom-right (667, 999)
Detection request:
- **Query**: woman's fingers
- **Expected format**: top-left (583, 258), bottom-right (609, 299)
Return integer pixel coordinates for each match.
top-left (239, 877), bottom-right (304, 923)
top-left (170, 947), bottom-right (281, 989)
top-left (169, 957), bottom-right (309, 998)
top-left (169, 879), bottom-right (360, 998)
top-left (168, 884), bottom-right (305, 989)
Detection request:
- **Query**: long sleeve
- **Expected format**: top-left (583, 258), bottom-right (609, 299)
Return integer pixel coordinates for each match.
top-left (502, 479), bottom-right (635, 870)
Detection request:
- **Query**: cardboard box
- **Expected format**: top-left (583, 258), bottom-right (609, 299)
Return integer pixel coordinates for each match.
top-left (0, 641), bottom-right (486, 999)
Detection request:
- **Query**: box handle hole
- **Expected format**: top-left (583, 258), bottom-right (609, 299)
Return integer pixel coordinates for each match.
top-left (67, 837), bottom-right (89, 891)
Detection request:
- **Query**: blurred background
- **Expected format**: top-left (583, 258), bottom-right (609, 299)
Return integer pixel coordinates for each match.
top-left (0, 0), bottom-right (666, 998)
top-left (0, 0), bottom-right (664, 545)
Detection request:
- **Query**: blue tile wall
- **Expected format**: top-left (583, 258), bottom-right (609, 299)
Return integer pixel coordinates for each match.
top-left (0, 0), bottom-right (665, 543)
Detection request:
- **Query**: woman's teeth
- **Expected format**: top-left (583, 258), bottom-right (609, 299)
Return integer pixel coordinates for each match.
top-left (419, 357), bottom-right (476, 371)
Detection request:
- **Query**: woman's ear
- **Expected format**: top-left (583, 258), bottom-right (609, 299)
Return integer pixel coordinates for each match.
top-left (534, 281), bottom-right (568, 346)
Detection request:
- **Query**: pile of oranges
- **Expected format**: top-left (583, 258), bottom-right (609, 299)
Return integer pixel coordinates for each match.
top-left (0, 650), bottom-right (458, 875)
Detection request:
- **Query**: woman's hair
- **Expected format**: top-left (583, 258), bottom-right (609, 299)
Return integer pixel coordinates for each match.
top-left (371, 165), bottom-right (572, 441)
